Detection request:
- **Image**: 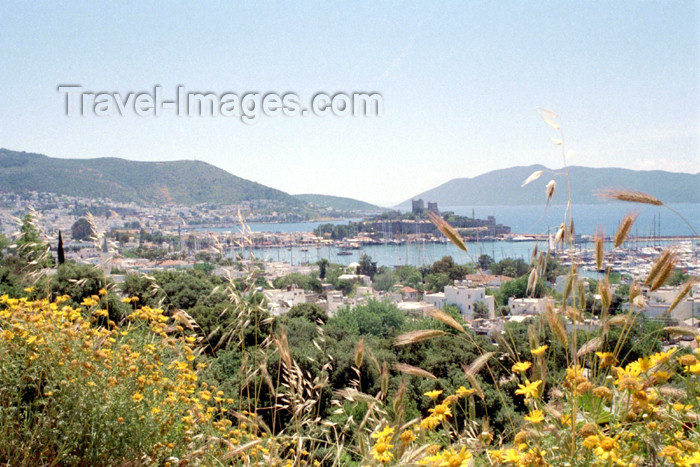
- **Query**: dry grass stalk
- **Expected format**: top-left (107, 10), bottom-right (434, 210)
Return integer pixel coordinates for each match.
top-left (597, 188), bottom-right (663, 206)
top-left (629, 282), bottom-right (642, 303)
top-left (531, 243), bottom-right (538, 262)
top-left (600, 280), bottom-right (611, 314)
top-left (608, 314), bottom-right (633, 326)
top-left (555, 222), bottom-right (566, 245)
top-left (427, 211), bottom-right (467, 252)
top-left (464, 372), bottom-right (485, 400)
top-left (565, 306), bottom-right (585, 324)
top-left (380, 362), bottom-right (389, 399)
top-left (658, 386), bottom-right (687, 400)
top-left (614, 211), bottom-right (639, 248)
top-left (576, 282), bottom-right (585, 310)
top-left (545, 180), bottom-right (556, 206)
top-left (595, 227), bottom-right (604, 270)
top-left (527, 268), bottom-right (539, 297)
top-left (662, 326), bottom-right (699, 337)
top-left (392, 363), bottom-right (437, 380)
top-left (494, 332), bottom-right (516, 361)
top-left (463, 352), bottom-right (495, 377)
top-left (666, 279), bottom-right (696, 315)
top-left (541, 115), bottom-right (560, 130)
top-left (427, 307), bottom-right (466, 334)
top-left (521, 170), bottom-right (544, 187)
top-left (544, 304), bottom-right (568, 349)
top-left (354, 338), bottom-right (365, 369)
top-left (393, 380), bottom-right (407, 415)
top-left (569, 217), bottom-right (575, 238)
top-left (644, 248), bottom-right (679, 291)
top-left (394, 329), bottom-right (447, 346)
top-left (562, 272), bottom-right (576, 304)
top-left (577, 336), bottom-right (602, 357)
top-left (537, 107), bottom-right (559, 119)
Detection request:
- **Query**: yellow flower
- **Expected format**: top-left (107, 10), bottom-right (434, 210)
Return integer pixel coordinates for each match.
top-left (595, 351), bottom-right (617, 367)
top-left (515, 379), bottom-right (542, 400)
top-left (456, 386), bottom-right (474, 397)
top-left (437, 446), bottom-right (472, 467)
top-left (420, 415), bottom-right (440, 430)
top-left (24, 287), bottom-right (34, 293)
top-left (531, 345), bottom-right (548, 356)
top-left (400, 429), bottom-right (415, 446)
top-left (132, 392), bottom-right (144, 403)
top-left (512, 361), bottom-right (532, 373)
top-left (523, 409), bottom-right (545, 424)
top-left (98, 288), bottom-right (107, 296)
top-left (370, 440), bottom-right (393, 463)
top-left (677, 354), bottom-right (698, 368)
top-left (428, 403), bottom-right (452, 421)
top-left (650, 348), bottom-right (676, 366)
top-left (424, 389), bottom-right (443, 399)
top-left (594, 436), bottom-right (619, 463)
top-left (503, 448), bottom-right (521, 463)
top-left (81, 297), bottom-right (98, 307)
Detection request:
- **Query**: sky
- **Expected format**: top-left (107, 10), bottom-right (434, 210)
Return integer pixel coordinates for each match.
top-left (0, 1), bottom-right (698, 207)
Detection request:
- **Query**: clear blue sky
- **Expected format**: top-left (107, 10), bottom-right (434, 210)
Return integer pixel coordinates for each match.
top-left (0, 1), bottom-right (697, 206)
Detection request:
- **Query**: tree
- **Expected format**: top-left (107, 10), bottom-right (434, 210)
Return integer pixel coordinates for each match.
top-left (491, 258), bottom-right (529, 278)
top-left (71, 217), bottom-right (95, 241)
top-left (317, 258), bottom-right (330, 280)
top-left (57, 231), bottom-right (65, 265)
top-left (357, 254), bottom-right (378, 279)
top-left (288, 302), bottom-right (328, 324)
top-left (273, 273), bottom-right (322, 293)
top-left (668, 269), bottom-right (690, 287)
top-left (494, 275), bottom-right (545, 306)
top-left (373, 270), bottom-right (398, 292)
top-left (477, 254), bottom-right (494, 271)
top-left (473, 301), bottom-right (490, 319)
top-left (425, 272), bottom-right (451, 292)
top-left (430, 256), bottom-right (468, 281)
top-left (17, 212), bottom-right (51, 267)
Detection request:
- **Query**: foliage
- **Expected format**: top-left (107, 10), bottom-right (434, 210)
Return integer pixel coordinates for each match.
top-left (70, 217), bottom-right (95, 241)
top-left (287, 302), bottom-right (328, 324)
top-left (273, 272), bottom-right (322, 293)
top-left (0, 295), bottom-right (244, 466)
top-left (357, 254), bottom-right (378, 279)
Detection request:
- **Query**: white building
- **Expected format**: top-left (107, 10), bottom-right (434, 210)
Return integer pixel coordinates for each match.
top-left (508, 297), bottom-right (555, 316)
top-left (444, 283), bottom-right (495, 319)
top-left (424, 292), bottom-right (445, 309)
top-left (264, 287), bottom-right (307, 315)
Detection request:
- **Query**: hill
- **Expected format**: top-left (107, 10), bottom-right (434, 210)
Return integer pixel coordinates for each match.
top-left (294, 193), bottom-right (384, 212)
top-left (398, 165), bottom-right (700, 208)
top-left (0, 148), bottom-right (302, 206)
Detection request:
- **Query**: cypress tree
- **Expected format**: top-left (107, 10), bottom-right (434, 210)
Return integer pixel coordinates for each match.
top-left (57, 230), bottom-right (65, 265)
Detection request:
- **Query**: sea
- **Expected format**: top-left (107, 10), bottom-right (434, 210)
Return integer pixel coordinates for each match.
top-left (203, 203), bottom-right (699, 267)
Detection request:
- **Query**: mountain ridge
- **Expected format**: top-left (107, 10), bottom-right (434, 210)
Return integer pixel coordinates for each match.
top-left (293, 193), bottom-right (384, 212)
top-left (398, 164), bottom-right (700, 208)
top-left (0, 148), bottom-right (303, 206)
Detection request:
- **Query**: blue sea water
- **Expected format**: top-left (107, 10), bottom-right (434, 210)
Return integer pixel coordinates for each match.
top-left (205, 204), bottom-right (699, 268)
top-left (222, 204), bottom-right (699, 237)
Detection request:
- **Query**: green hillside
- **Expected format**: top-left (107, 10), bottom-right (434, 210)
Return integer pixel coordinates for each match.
top-left (399, 164), bottom-right (700, 208)
top-left (0, 149), bottom-right (302, 206)
top-left (294, 193), bottom-right (384, 212)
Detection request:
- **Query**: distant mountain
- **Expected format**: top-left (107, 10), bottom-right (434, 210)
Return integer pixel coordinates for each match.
top-left (0, 148), bottom-right (302, 206)
top-left (294, 193), bottom-right (384, 212)
top-left (398, 165), bottom-right (700, 208)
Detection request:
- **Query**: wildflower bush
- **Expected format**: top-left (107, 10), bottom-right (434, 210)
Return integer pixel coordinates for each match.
top-left (0, 294), bottom-right (264, 466)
